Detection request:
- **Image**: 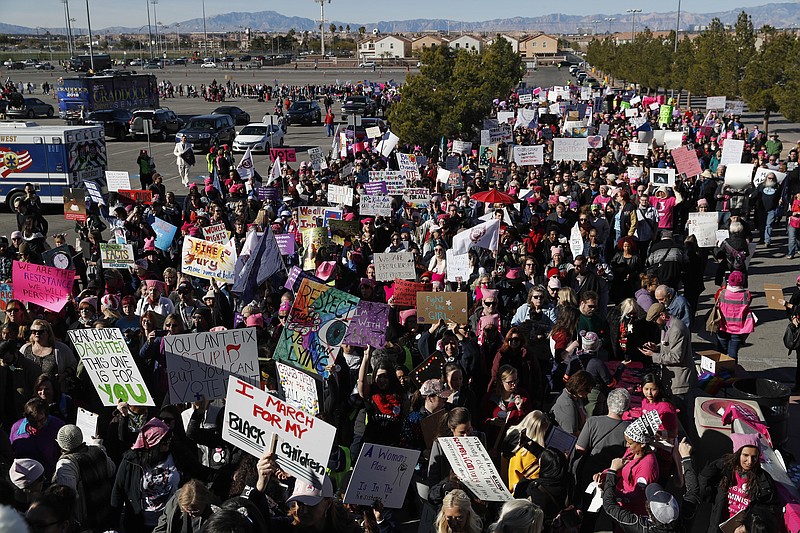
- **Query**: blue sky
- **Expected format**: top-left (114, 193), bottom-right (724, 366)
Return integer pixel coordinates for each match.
top-left (9, 0), bottom-right (778, 29)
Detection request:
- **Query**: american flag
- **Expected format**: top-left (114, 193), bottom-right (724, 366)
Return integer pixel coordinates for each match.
top-left (0, 149), bottom-right (33, 178)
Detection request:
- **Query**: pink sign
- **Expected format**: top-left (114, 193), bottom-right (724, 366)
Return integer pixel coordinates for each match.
top-left (12, 261), bottom-right (75, 312)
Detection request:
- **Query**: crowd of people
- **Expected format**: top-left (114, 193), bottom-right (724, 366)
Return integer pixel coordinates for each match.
top-left (0, 70), bottom-right (798, 533)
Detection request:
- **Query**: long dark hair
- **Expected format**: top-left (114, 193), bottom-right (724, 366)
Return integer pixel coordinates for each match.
top-left (719, 446), bottom-right (763, 500)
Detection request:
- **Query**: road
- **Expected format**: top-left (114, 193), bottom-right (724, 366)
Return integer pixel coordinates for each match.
top-left (2, 63), bottom-right (800, 384)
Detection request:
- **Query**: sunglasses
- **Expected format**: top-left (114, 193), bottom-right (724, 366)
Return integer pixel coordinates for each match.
top-left (31, 329), bottom-right (45, 334)
top-left (6, 308), bottom-right (20, 313)
top-left (484, 301), bottom-right (497, 307)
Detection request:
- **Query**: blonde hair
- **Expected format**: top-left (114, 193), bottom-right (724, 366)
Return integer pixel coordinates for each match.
top-left (557, 287), bottom-right (578, 307)
top-left (434, 489), bottom-right (482, 533)
top-left (619, 298), bottom-right (644, 319)
top-left (28, 319), bottom-right (55, 347)
top-left (508, 410), bottom-right (550, 455)
top-left (489, 499), bottom-right (544, 533)
top-left (177, 479), bottom-right (214, 511)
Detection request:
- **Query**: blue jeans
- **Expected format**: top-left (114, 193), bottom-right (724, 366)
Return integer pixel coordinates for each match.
top-left (717, 331), bottom-right (748, 360)
top-left (764, 209), bottom-right (777, 244)
top-left (326, 123), bottom-right (334, 136)
top-left (788, 222), bottom-right (799, 255)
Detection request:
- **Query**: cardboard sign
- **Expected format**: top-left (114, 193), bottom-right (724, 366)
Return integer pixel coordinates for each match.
top-left (301, 227), bottom-right (330, 271)
top-left (724, 164), bottom-right (754, 189)
top-left (650, 168), bottom-right (676, 187)
top-left (513, 145), bottom-right (544, 166)
top-left (671, 145), bottom-right (702, 177)
top-left (276, 361), bottom-right (320, 416)
top-left (753, 167), bottom-right (787, 186)
top-left (203, 223), bottom-right (229, 245)
top-left (327, 184), bottom-right (354, 206)
top-left (42, 245), bottom-right (74, 270)
top-left (342, 300), bottom-right (390, 348)
top-left (659, 105), bottom-right (673, 125)
top-left (360, 194), bottom-right (393, 217)
top-left (392, 279), bottom-right (431, 307)
top-left (721, 139), bottom-right (745, 166)
top-left (222, 377), bottom-right (336, 488)
top-left (446, 250), bottom-right (471, 282)
top-left (68, 328), bottom-right (154, 406)
top-left (274, 233), bottom-right (296, 256)
top-left (587, 135), bottom-right (603, 149)
top-left (153, 218), bottom-right (177, 251)
top-left (105, 171), bottom-right (131, 192)
top-left (274, 279), bottom-right (360, 377)
top-left (438, 436), bottom-right (513, 501)
top-left (297, 206), bottom-right (342, 230)
top-left (763, 283), bottom-right (785, 310)
top-left (478, 144), bottom-right (498, 168)
top-left (628, 142), bottom-right (649, 157)
top-left (328, 220), bottom-right (361, 245)
top-left (374, 252), bottom-right (416, 282)
top-left (452, 140), bottom-right (472, 154)
top-left (84, 180), bottom-right (105, 206)
top-left (344, 444), bottom-right (421, 508)
top-left (63, 188), bottom-right (87, 222)
top-left (99, 243), bottom-right (135, 269)
top-left (416, 292), bottom-right (468, 325)
top-left (0, 283), bottom-right (12, 311)
top-left (118, 189), bottom-right (153, 205)
top-left (270, 147), bottom-right (296, 162)
top-left (308, 147), bottom-right (327, 171)
top-left (12, 261), bottom-right (74, 312)
top-left (364, 181), bottom-right (387, 195)
top-left (518, 93), bottom-right (533, 104)
top-left (181, 236), bottom-right (238, 283)
top-left (365, 126), bottom-right (382, 139)
top-left (283, 265), bottom-right (324, 292)
top-left (164, 328), bottom-right (259, 402)
top-left (397, 153), bottom-right (421, 181)
top-left (724, 101), bottom-right (745, 116)
top-left (76, 407), bottom-right (99, 442)
top-left (403, 188), bottom-right (430, 209)
top-left (445, 156), bottom-right (461, 171)
top-left (706, 96), bottom-right (727, 110)
top-left (553, 137), bottom-right (588, 161)
top-left (410, 352), bottom-right (445, 388)
top-left (628, 167), bottom-right (643, 183)
top-left (686, 212), bottom-right (719, 248)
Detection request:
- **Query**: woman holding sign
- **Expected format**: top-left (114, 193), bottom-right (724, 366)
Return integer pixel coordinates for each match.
top-left (357, 347), bottom-right (405, 450)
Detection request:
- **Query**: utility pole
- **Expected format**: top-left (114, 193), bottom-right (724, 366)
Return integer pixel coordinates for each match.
top-left (85, 0), bottom-right (94, 71)
top-left (151, 0), bottom-right (159, 55)
top-left (145, 0), bottom-right (153, 59)
top-left (674, 0), bottom-right (681, 53)
top-left (315, 0), bottom-right (330, 57)
top-left (62, 0), bottom-right (74, 56)
top-left (202, 0), bottom-right (208, 57)
top-left (175, 23), bottom-right (180, 52)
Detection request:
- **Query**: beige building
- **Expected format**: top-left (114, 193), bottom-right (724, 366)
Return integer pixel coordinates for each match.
top-left (411, 35), bottom-right (446, 54)
top-left (485, 34), bottom-right (520, 53)
top-left (519, 33), bottom-right (559, 57)
top-left (358, 35), bottom-right (412, 60)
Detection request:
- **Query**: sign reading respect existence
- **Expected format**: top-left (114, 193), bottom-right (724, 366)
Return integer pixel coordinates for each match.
top-left (99, 243), bottom-right (135, 269)
top-left (438, 436), bottom-right (512, 501)
top-left (344, 443), bottom-right (420, 508)
top-left (12, 261), bottom-right (74, 312)
top-left (223, 377), bottom-right (336, 488)
top-left (164, 328), bottom-right (260, 402)
top-left (276, 361), bottom-right (320, 416)
top-left (416, 292), bottom-right (469, 325)
top-left (181, 236), bottom-right (238, 283)
top-left (68, 328), bottom-right (154, 406)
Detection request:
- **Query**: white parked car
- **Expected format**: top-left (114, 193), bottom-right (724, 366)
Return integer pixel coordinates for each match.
top-left (200, 62), bottom-right (217, 69)
top-left (359, 61), bottom-right (376, 69)
top-left (232, 123), bottom-right (284, 153)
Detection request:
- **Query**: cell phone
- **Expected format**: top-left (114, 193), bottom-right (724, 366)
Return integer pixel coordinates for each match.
top-left (153, 330), bottom-right (168, 337)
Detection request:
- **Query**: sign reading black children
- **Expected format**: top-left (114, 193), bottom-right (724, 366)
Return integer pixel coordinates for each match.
top-left (164, 327), bottom-right (259, 403)
top-left (68, 328), bottom-right (155, 407)
top-left (222, 376), bottom-right (336, 489)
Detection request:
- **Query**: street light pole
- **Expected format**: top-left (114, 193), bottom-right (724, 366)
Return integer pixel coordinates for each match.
top-left (145, 0), bottom-right (153, 59)
top-left (85, 0), bottom-right (94, 71)
top-left (604, 17), bottom-right (616, 35)
top-left (627, 9), bottom-right (641, 42)
top-left (315, 0), bottom-right (330, 57)
top-left (62, 0), bottom-right (74, 56)
top-left (202, 0), bottom-right (208, 57)
top-left (674, 0), bottom-right (681, 53)
top-left (151, 0), bottom-right (159, 55)
top-left (591, 20), bottom-right (601, 36)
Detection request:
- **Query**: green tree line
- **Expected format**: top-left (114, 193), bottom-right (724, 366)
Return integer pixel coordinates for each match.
top-left (585, 11), bottom-right (800, 131)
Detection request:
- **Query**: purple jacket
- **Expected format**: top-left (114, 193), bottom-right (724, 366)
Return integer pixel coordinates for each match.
top-left (10, 416), bottom-right (65, 478)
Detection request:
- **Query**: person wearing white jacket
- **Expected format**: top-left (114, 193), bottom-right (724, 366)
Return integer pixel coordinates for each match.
top-left (173, 137), bottom-right (195, 187)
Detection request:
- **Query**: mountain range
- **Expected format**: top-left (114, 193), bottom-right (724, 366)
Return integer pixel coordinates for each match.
top-left (3, 3), bottom-right (800, 36)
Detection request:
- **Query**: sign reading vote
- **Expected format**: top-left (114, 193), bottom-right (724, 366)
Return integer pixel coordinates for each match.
top-left (12, 261), bottom-right (74, 312)
top-left (416, 292), bottom-right (469, 325)
top-left (164, 328), bottom-right (259, 402)
top-left (270, 147), bottom-right (297, 162)
top-left (223, 377), bottom-right (336, 488)
top-left (68, 328), bottom-right (154, 406)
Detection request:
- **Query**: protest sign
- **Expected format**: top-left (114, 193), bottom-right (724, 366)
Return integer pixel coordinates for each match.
top-left (513, 145), bottom-right (544, 166)
top-left (416, 292), bottom-right (468, 325)
top-left (276, 361), bottom-right (320, 416)
top-left (671, 145), bottom-right (703, 177)
top-left (181, 236), bottom-right (238, 283)
top-left (283, 266), bottom-right (324, 293)
top-left (42, 245), bottom-right (74, 270)
top-left (446, 250), bottom-right (470, 282)
top-left (486, 164), bottom-right (507, 183)
top-left (721, 139), bottom-right (745, 166)
top-left (301, 227), bottom-right (330, 271)
top-left (687, 212), bottom-right (719, 248)
top-left (628, 142), bottom-right (649, 157)
top-left (327, 184), bottom-right (354, 206)
top-left (403, 188), bottom-right (430, 209)
top-left (624, 107), bottom-right (639, 118)
top-left (483, 126), bottom-right (512, 144)
top-left (274, 278), bottom-right (360, 377)
top-left (374, 252), bottom-right (416, 282)
top-left (497, 111), bottom-right (514, 125)
top-left (587, 135), bottom-right (603, 149)
top-left (445, 156), bottom-right (460, 171)
top-left (753, 167), bottom-right (787, 186)
top-left (363, 181), bottom-right (388, 195)
top-left (518, 93), bottom-right (533, 104)
top-left (553, 138), bottom-right (587, 161)
top-left (69, 328), bottom-right (154, 406)
top-left (203, 223), bottom-right (229, 245)
top-left (12, 261), bottom-right (74, 312)
top-left (153, 217), bottom-right (177, 251)
top-left (360, 194), bottom-right (393, 216)
top-left (764, 284), bottom-right (785, 310)
top-left (307, 147), bottom-right (327, 171)
top-left (257, 186), bottom-right (282, 201)
top-left (650, 168), bottom-right (676, 187)
top-left (438, 436), bottom-right (513, 501)
top-left (164, 328), bottom-right (259, 402)
top-left (84, 180), bottom-right (105, 206)
top-left (478, 144), bottom-right (498, 168)
top-left (118, 189), bottom-right (153, 205)
top-left (716, 230), bottom-right (730, 243)
top-left (369, 171), bottom-right (407, 195)
top-left (659, 105), bottom-right (673, 125)
top-left (99, 243), bottom-right (135, 269)
top-left (706, 96), bottom-right (727, 110)
top-left (392, 279), bottom-right (431, 307)
top-left (724, 100), bottom-right (745, 116)
top-left (222, 377), bottom-right (336, 488)
top-left (342, 300), bottom-right (390, 348)
top-left (664, 132), bottom-right (683, 150)
top-left (569, 223), bottom-right (583, 259)
top-left (378, 131), bottom-right (400, 157)
top-left (515, 108), bottom-right (536, 129)
top-left (598, 124), bottom-right (610, 139)
top-left (328, 220), bottom-right (361, 245)
top-left (270, 147), bottom-right (296, 163)
top-left (397, 153), bottom-right (421, 181)
top-left (105, 171), bottom-right (131, 192)
top-left (724, 164), bottom-right (754, 188)
top-left (63, 188), bottom-right (87, 222)
top-left (411, 352), bottom-right (445, 388)
top-left (297, 206), bottom-right (342, 230)
top-left (274, 233), bottom-right (296, 256)
top-left (76, 408), bottom-right (99, 442)
top-left (452, 140), bottom-right (472, 154)
top-left (0, 283), bottom-right (12, 311)
top-left (344, 444), bottom-right (420, 508)
top-left (365, 126), bottom-right (382, 139)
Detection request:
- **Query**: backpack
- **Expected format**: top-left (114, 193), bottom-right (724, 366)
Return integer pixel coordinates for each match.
top-left (723, 241), bottom-right (747, 271)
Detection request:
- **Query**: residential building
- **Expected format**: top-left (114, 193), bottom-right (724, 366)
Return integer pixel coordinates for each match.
top-left (448, 35), bottom-right (483, 53)
top-left (519, 33), bottom-right (559, 57)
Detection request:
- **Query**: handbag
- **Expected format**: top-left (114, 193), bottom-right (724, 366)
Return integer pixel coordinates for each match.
top-left (705, 299), bottom-right (724, 334)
